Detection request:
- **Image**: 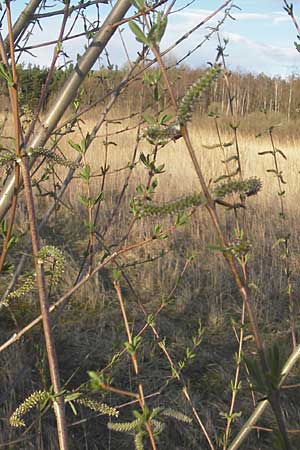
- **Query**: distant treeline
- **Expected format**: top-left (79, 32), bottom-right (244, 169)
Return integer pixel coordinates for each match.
top-left (1, 63), bottom-right (300, 119)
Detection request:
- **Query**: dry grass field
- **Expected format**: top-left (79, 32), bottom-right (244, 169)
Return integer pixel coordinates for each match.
top-left (1, 105), bottom-right (300, 449)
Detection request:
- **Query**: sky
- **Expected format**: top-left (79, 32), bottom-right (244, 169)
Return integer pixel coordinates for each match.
top-left (6, 0), bottom-right (300, 77)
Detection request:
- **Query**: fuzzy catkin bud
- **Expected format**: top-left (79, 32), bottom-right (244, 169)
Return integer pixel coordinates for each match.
top-left (38, 245), bottom-right (65, 285)
top-left (108, 418), bottom-right (141, 432)
top-left (213, 177), bottom-right (262, 200)
top-left (134, 192), bottom-right (206, 217)
top-left (31, 148), bottom-right (81, 169)
top-left (0, 151), bottom-right (16, 166)
top-left (144, 123), bottom-right (182, 145)
top-left (131, 177), bottom-right (262, 219)
top-left (75, 397), bottom-right (119, 417)
top-left (162, 408), bottom-right (192, 423)
top-left (1, 275), bottom-right (35, 308)
top-left (134, 432), bottom-right (144, 450)
top-left (10, 390), bottom-right (49, 427)
top-left (178, 65), bottom-right (222, 126)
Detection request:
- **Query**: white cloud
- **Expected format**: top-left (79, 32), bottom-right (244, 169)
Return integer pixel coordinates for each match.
top-left (173, 8), bottom-right (289, 26)
top-left (219, 31), bottom-right (298, 77)
top-left (223, 31), bottom-right (296, 62)
top-left (15, 3), bottom-right (298, 78)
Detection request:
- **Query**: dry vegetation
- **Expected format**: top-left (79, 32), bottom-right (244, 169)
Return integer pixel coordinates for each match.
top-left (2, 104), bottom-right (300, 449)
top-left (2, 1), bottom-right (300, 449)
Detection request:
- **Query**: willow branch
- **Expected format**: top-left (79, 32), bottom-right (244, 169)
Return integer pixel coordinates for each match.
top-left (229, 344), bottom-right (300, 450)
top-left (0, 0), bottom-right (133, 221)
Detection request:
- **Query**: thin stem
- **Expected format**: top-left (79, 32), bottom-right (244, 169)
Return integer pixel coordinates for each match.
top-left (20, 153), bottom-right (69, 450)
top-left (268, 127), bottom-right (296, 349)
top-left (0, 221), bottom-right (179, 354)
top-left (223, 304), bottom-right (245, 449)
top-left (3, 8), bottom-right (68, 444)
top-left (24, 1), bottom-right (71, 144)
top-left (229, 344), bottom-right (300, 450)
top-left (151, 39), bottom-right (291, 450)
top-left (32, 1), bottom-right (108, 19)
top-left (114, 281), bottom-right (157, 450)
top-left (283, 0), bottom-right (300, 36)
top-left (0, 7), bottom-right (22, 273)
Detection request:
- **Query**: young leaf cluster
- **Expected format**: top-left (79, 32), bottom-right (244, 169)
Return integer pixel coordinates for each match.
top-left (129, 12), bottom-right (167, 49)
top-left (246, 344), bottom-right (285, 396)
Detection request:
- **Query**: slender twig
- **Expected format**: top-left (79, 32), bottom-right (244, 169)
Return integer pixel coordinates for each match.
top-left (223, 304), bottom-right (245, 449)
top-left (228, 344), bottom-right (300, 450)
top-left (0, 0), bottom-right (134, 222)
top-left (268, 127), bottom-right (296, 349)
top-left (114, 281), bottom-right (157, 450)
top-left (4, 0), bottom-right (42, 50)
top-left (283, 1), bottom-right (300, 36)
top-left (32, 0), bottom-right (108, 19)
top-left (24, 1), bottom-right (71, 143)
top-left (2, 5), bottom-right (69, 447)
top-left (0, 28), bottom-right (21, 273)
top-left (151, 36), bottom-right (291, 449)
top-left (0, 221), bottom-right (180, 354)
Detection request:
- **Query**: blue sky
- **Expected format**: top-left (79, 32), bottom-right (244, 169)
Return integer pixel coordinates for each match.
top-left (7, 0), bottom-right (300, 77)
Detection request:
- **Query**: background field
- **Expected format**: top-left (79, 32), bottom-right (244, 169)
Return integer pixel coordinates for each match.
top-left (2, 97), bottom-right (300, 449)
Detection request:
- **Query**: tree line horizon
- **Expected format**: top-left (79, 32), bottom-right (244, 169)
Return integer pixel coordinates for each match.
top-left (1, 61), bottom-right (300, 120)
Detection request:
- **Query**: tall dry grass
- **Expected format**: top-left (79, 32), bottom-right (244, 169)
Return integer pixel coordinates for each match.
top-left (1, 105), bottom-right (300, 449)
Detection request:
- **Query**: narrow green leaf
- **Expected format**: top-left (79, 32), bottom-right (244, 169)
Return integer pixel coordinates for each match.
top-left (129, 21), bottom-right (150, 46)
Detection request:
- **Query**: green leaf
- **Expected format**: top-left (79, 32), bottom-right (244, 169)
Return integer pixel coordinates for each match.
top-left (158, 233), bottom-right (168, 240)
top-left (143, 114), bottom-right (156, 125)
top-left (158, 113), bottom-right (172, 125)
top-left (112, 268), bottom-right (121, 282)
top-left (140, 152), bottom-right (150, 168)
top-left (152, 224), bottom-right (162, 237)
top-left (129, 21), bottom-right (150, 46)
top-left (153, 84), bottom-right (160, 101)
top-left (223, 141), bottom-right (234, 147)
top-left (79, 164), bottom-right (91, 181)
top-left (155, 13), bottom-right (168, 43)
top-left (130, 0), bottom-right (145, 11)
top-left (79, 194), bottom-right (89, 207)
top-left (214, 171), bottom-right (238, 183)
top-left (0, 63), bottom-right (13, 87)
top-left (154, 163), bottom-right (165, 174)
top-left (176, 213), bottom-right (188, 226)
top-left (68, 140), bottom-right (83, 154)
top-left (65, 392), bottom-right (82, 402)
top-left (68, 401), bottom-right (78, 416)
top-left (294, 42), bottom-right (300, 52)
top-left (93, 191), bottom-right (103, 205)
top-left (146, 313), bottom-right (155, 326)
